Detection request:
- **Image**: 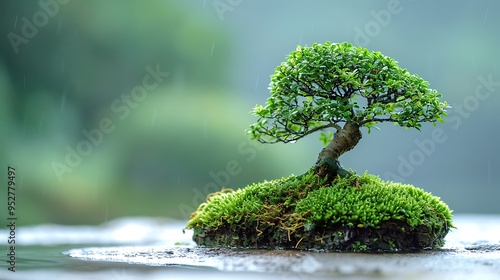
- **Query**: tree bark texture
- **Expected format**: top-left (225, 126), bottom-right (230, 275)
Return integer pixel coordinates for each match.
top-left (315, 122), bottom-right (362, 179)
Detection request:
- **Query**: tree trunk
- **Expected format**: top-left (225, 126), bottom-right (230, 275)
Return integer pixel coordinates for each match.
top-left (314, 122), bottom-right (362, 180)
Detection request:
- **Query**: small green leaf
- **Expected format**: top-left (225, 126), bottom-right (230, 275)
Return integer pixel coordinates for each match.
top-left (318, 131), bottom-right (334, 147)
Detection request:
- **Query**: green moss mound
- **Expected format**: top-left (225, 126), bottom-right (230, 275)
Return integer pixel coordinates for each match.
top-left (186, 170), bottom-right (454, 252)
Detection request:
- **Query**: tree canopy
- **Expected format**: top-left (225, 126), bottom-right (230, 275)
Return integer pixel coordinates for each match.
top-left (248, 42), bottom-right (448, 145)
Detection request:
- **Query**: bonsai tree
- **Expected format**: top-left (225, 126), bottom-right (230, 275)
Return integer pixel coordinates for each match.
top-left (185, 42), bottom-right (454, 252)
top-left (248, 42), bottom-right (448, 179)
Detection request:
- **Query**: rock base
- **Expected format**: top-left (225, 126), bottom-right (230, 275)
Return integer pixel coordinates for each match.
top-left (193, 219), bottom-right (447, 252)
top-left (187, 171), bottom-right (453, 252)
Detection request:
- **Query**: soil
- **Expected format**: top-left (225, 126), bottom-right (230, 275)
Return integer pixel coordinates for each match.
top-left (194, 219), bottom-right (448, 252)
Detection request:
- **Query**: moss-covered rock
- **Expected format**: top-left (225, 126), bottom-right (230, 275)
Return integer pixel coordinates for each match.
top-left (186, 170), bottom-right (454, 252)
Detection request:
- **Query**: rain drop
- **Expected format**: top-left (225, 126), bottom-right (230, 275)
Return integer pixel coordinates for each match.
top-left (151, 108), bottom-right (157, 127)
top-left (210, 41), bottom-right (215, 57)
top-left (60, 91), bottom-right (66, 112)
top-left (203, 118), bottom-right (208, 138)
top-left (38, 114), bottom-right (45, 132)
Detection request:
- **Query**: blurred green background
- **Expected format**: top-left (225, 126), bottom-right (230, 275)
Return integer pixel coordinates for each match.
top-left (0, 0), bottom-right (499, 225)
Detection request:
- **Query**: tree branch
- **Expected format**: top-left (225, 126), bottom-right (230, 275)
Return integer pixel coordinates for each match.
top-left (359, 117), bottom-right (397, 125)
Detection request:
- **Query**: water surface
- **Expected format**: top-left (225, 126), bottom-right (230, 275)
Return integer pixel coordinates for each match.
top-left (1, 214), bottom-right (499, 279)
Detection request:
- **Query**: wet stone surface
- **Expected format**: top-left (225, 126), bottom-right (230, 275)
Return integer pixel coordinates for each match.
top-left (64, 214), bottom-right (500, 279)
top-left (64, 242), bottom-right (500, 278)
top-left (0, 214), bottom-right (499, 279)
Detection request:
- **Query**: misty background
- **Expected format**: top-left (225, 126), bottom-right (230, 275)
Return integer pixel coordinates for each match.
top-left (0, 0), bottom-right (499, 225)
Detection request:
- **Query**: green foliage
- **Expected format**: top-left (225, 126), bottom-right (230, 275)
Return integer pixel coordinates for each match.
top-left (318, 131), bottom-right (333, 147)
top-left (352, 241), bottom-right (368, 252)
top-left (248, 42), bottom-right (448, 144)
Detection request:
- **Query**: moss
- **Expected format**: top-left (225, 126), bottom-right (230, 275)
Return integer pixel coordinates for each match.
top-left (186, 170), bottom-right (454, 252)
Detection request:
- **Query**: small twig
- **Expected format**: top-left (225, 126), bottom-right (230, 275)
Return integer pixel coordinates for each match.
top-left (295, 236), bottom-right (305, 248)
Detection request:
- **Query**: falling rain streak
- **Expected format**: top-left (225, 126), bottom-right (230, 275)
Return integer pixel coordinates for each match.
top-left (483, 9), bottom-right (488, 26)
top-left (487, 160), bottom-right (491, 184)
top-left (38, 114), bottom-right (45, 132)
top-left (151, 108), bottom-right (157, 127)
top-left (52, 154), bottom-right (57, 171)
top-left (427, 53), bottom-right (434, 77)
top-left (60, 91), bottom-right (66, 112)
top-left (56, 18), bottom-right (62, 34)
top-left (104, 206), bottom-right (109, 223)
top-left (22, 115), bottom-right (26, 135)
top-left (18, 176), bottom-right (23, 191)
top-left (14, 15), bottom-right (18, 29)
top-left (203, 118), bottom-right (208, 138)
top-left (210, 42), bottom-right (215, 57)
top-left (254, 75), bottom-right (259, 91)
top-left (471, 55), bottom-right (477, 71)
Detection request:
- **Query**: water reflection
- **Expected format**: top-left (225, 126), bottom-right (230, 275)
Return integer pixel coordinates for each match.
top-left (0, 215), bottom-right (499, 279)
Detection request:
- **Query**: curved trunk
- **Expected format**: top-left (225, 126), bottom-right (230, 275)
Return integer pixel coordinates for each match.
top-left (315, 122), bottom-right (362, 180)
